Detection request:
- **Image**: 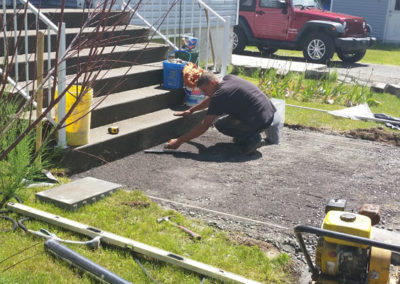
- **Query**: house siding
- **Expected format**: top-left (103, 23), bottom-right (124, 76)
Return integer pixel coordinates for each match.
top-left (331, 0), bottom-right (389, 40)
top-left (129, 0), bottom-right (237, 29)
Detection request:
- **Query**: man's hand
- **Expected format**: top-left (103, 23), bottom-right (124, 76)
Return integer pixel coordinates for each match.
top-left (164, 138), bottom-right (182, 149)
top-left (173, 109), bottom-right (192, 117)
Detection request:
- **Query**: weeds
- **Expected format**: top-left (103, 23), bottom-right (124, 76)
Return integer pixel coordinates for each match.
top-left (231, 66), bottom-right (377, 107)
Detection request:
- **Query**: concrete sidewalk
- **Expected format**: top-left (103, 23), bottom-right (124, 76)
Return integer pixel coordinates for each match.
top-left (231, 54), bottom-right (327, 74)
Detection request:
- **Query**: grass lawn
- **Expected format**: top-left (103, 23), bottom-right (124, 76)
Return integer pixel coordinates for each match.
top-left (245, 43), bottom-right (400, 66)
top-left (0, 186), bottom-right (292, 284)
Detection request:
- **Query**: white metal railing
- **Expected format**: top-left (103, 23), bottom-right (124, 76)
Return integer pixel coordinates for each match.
top-left (121, 0), bottom-right (231, 76)
top-left (2, 0), bottom-right (67, 147)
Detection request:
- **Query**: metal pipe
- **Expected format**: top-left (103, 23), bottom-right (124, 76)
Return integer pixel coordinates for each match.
top-left (3, 0), bottom-right (7, 57)
top-left (13, 0), bottom-right (19, 82)
top-left (24, 10), bottom-right (29, 95)
top-left (45, 239), bottom-right (131, 284)
top-left (57, 22), bottom-right (67, 148)
top-left (18, 0), bottom-right (58, 32)
top-left (197, 0), bottom-right (226, 22)
top-left (221, 16), bottom-right (230, 76)
top-left (124, 1), bottom-right (178, 50)
top-left (0, 67), bottom-right (37, 108)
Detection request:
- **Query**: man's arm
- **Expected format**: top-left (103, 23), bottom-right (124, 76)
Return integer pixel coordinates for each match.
top-left (165, 114), bottom-right (217, 149)
top-left (173, 97), bottom-right (211, 117)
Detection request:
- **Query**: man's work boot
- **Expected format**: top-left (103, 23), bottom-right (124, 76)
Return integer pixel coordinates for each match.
top-left (242, 133), bottom-right (262, 155)
top-left (233, 136), bottom-right (246, 145)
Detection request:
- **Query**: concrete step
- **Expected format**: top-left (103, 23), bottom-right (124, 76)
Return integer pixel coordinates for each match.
top-left (61, 108), bottom-right (205, 172)
top-left (91, 85), bottom-right (185, 128)
top-left (0, 9), bottom-right (131, 30)
top-left (23, 62), bottom-right (166, 104)
top-left (0, 25), bottom-right (149, 55)
top-left (2, 42), bottom-right (169, 78)
top-left (73, 62), bottom-right (166, 97)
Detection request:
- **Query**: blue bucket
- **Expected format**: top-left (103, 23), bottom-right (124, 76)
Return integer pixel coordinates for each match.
top-left (185, 87), bottom-right (205, 106)
top-left (163, 50), bottom-right (191, 89)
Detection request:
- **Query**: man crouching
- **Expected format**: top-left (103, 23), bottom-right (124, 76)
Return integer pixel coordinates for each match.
top-left (165, 72), bottom-right (278, 155)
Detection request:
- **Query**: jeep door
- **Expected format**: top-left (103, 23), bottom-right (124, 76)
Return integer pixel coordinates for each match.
top-left (253, 0), bottom-right (290, 40)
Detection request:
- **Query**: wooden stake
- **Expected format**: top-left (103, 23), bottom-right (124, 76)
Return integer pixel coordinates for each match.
top-left (35, 32), bottom-right (44, 158)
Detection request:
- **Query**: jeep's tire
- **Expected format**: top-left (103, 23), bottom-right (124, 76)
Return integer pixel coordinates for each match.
top-left (233, 26), bottom-right (246, 54)
top-left (302, 33), bottom-right (334, 64)
top-left (337, 49), bottom-right (366, 63)
top-left (257, 46), bottom-right (278, 56)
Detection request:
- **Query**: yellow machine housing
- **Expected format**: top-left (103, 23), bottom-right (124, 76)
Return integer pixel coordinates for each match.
top-left (314, 210), bottom-right (392, 284)
top-left (322, 211), bottom-right (371, 248)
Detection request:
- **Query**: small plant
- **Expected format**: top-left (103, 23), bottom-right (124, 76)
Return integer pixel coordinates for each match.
top-left (231, 66), bottom-right (379, 108)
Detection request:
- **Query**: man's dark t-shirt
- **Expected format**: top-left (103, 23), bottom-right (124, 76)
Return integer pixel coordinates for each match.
top-left (206, 75), bottom-right (276, 129)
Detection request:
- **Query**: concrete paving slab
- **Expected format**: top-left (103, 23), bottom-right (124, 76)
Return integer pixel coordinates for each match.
top-left (231, 54), bottom-right (327, 73)
top-left (35, 177), bottom-right (122, 210)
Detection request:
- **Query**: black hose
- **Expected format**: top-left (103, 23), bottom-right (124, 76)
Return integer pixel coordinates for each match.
top-left (133, 257), bottom-right (162, 284)
top-left (17, 217), bottom-right (30, 232)
top-left (0, 215), bottom-right (18, 232)
top-left (0, 192), bottom-right (22, 204)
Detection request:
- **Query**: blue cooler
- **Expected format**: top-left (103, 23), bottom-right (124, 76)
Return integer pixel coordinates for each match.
top-left (163, 50), bottom-right (191, 89)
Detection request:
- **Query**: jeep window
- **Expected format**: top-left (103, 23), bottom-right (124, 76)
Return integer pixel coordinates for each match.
top-left (292, 0), bottom-right (321, 9)
top-left (395, 0), bottom-right (400, 10)
top-left (260, 0), bottom-right (282, 8)
top-left (240, 0), bottom-right (256, 11)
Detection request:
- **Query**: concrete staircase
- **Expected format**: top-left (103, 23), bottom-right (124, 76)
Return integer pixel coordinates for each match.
top-left (1, 9), bottom-right (203, 173)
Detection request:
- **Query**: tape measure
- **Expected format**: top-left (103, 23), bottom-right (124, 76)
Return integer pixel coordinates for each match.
top-left (108, 126), bottom-right (119, 134)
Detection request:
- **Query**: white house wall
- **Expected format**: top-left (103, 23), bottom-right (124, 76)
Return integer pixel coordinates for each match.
top-left (129, 0), bottom-right (237, 30)
top-left (331, 0), bottom-right (389, 41)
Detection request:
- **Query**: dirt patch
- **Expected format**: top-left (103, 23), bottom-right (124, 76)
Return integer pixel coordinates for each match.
top-left (344, 127), bottom-right (400, 146)
top-left (286, 124), bottom-right (400, 146)
top-left (229, 232), bottom-right (280, 258)
top-left (121, 200), bottom-right (150, 208)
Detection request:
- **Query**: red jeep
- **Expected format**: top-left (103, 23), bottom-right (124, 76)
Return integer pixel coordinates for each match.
top-left (233, 0), bottom-right (376, 64)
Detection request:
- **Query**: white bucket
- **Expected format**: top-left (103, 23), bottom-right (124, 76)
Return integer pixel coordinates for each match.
top-left (265, 98), bottom-right (285, 144)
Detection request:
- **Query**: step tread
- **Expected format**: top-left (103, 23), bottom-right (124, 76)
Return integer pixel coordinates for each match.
top-left (0, 25), bottom-right (147, 38)
top-left (1, 42), bottom-right (167, 62)
top-left (92, 85), bottom-right (173, 109)
top-left (81, 108), bottom-right (181, 147)
top-left (66, 61), bottom-right (163, 82)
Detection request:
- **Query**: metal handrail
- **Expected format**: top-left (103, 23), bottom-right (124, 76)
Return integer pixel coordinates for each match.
top-left (122, 0), bottom-right (231, 76)
top-left (18, 0), bottom-right (59, 32)
top-left (3, 0), bottom-right (67, 147)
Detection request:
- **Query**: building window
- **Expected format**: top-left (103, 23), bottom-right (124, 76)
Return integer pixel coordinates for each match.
top-left (396, 0), bottom-right (400, 11)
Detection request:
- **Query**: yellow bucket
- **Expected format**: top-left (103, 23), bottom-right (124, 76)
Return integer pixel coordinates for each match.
top-left (56, 85), bottom-right (93, 146)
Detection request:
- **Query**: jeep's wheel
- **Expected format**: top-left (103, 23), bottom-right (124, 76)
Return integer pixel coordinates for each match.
top-left (257, 46), bottom-right (278, 56)
top-left (337, 49), bottom-right (366, 63)
top-left (233, 26), bottom-right (246, 54)
top-left (302, 33), bottom-right (334, 64)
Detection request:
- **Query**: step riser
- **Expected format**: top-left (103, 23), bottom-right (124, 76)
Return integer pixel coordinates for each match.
top-left (61, 112), bottom-right (204, 173)
top-left (0, 28), bottom-right (149, 55)
top-left (6, 45), bottom-right (168, 79)
top-left (91, 90), bottom-right (184, 128)
top-left (26, 67), bottom-right (164, 106)
top-left (92, 69), bottom-right (164, 97)
top-left (1, 10), bottom-right (131, 30)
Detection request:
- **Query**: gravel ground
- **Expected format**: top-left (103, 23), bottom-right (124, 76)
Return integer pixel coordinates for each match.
top-left (73, 126), bottom-right (400, 282)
